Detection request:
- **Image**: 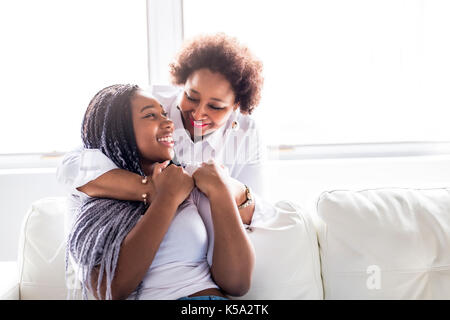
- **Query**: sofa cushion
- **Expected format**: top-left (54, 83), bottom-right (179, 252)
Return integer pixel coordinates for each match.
top-left (316, 187), bottom-right (450, 299)
top-left (230, 200), bottom-right (323, 300)
top-left (17, 197), bottom-right (70, 299)
top-left (0, 261), bottom-right (19, 300)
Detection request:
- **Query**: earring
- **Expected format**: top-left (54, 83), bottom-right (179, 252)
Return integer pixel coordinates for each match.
top-left (231, 120), bottom-right (239, 131)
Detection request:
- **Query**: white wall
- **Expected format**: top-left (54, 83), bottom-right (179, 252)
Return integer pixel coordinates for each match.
top-left (1, 154), bottom-right (450, 261)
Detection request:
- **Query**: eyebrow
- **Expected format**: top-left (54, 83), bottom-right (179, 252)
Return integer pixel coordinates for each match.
top-left (189, 89), bottom-right (225, 103)
top-left (140, 104), bottom-right (165, 113)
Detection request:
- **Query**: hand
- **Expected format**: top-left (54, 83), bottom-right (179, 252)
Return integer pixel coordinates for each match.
top-left (151, 161), bottom-right (194, 206)
top-left (192, 160), bottom-right (230, 198)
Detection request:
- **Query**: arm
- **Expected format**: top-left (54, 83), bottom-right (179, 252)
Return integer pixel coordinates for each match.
top-left (209, 186), bottom-right (255, 296)
top-left (193, 162), bottom-right (255, 297)
top-left (78, 168), bottom-right (152, 202)
top-left (92, 194), bottom-right (179, 300)
top-left (57, 147), bottom-right (153, 202)
top-left (227, 120), bottom-right (267, 226)
top-left (90, 163), bottom-right (194, 300)
top-left (226, 176), bottom-right (256, 226)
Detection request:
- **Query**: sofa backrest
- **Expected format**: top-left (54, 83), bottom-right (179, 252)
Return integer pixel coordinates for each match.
top-left (316, 187), bottom-right (450, 299)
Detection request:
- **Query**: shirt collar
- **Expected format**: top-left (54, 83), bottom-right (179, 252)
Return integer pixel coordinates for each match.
top-left (203, 119), bottom-right (228, 151)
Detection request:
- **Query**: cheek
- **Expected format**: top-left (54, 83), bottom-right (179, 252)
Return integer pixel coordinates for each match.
top-left (179, 96), bottom-right (194, 111)
top-left (210, 110), bottom-right (233, 127)
top-left (135, 126), bottom-right (156, 151)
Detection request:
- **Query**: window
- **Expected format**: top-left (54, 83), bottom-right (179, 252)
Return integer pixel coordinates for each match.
top-left (2, 0), bottom-right (450, 157)
top-left (183, 0), bottom-right (450, 148)
top-left (0, 0), bottom-right (149, 154)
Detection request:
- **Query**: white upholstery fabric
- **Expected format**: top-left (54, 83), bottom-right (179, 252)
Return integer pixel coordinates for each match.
top-left (17, 197), bottom-right (72, 300)
top-left (316, 187), bottom-right (450, 299)
top-left (230, 200), bottom-right (323, 300)
top-left (16, 187), bottom-right (450, 300)
top-left (0, 261), bottom-right (19, 300)
top-left (16, 197), bottom-right (322, 300)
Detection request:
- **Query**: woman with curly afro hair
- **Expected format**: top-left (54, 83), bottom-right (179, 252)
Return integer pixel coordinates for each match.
top-left (58, 33), bottom-right (274, 268)
top-left (170, 33), bottom-right (263, 116)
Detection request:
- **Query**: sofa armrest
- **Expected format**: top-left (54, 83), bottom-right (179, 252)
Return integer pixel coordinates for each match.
top-left (0, 261), bottom-right (20, 300)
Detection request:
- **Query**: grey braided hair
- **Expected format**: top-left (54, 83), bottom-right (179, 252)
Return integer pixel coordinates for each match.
top-left (66, 84), bottom-right (147, 300)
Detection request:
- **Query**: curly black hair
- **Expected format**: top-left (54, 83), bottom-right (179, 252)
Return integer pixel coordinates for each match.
top-left (169, 33), bottom-right (264, 114)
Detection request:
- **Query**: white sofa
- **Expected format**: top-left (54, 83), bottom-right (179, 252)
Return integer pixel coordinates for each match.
top-left (1, 187), bottom-right (450, 300)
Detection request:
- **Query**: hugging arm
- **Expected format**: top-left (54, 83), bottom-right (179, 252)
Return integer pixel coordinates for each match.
top-left (78, 168), bottom-right (152, 202)
top-left (58, 148), bottom-right (254, 223)
top-left (57, 148), bottom-right (153, 201)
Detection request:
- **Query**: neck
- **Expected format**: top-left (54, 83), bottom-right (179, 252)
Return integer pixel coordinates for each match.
top-left (140, 160), bottom-right (156, 177)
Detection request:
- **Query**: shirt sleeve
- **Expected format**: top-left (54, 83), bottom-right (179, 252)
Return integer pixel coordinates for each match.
top-left (231, 120), bottom-right (271, 228)
top-left (56, 146), bottom-right (119, 196)
top-left (242, 191), bottom-right (277, 229)
top-left (231, 118), bottom-right (268, 197)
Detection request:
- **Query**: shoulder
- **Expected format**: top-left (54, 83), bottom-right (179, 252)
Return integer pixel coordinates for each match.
top-left (234, 112), bottom-right (260, 138)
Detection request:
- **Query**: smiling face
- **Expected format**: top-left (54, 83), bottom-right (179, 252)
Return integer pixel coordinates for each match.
top-left (179, 68), bottom-right (239, 138)
top-left (130, 90), bottom-right (175, 169)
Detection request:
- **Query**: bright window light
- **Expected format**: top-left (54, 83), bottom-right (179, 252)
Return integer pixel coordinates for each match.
top-left (0, 0), bottom-right (148, 154)
top-left (183, 0), bottom-right (450, 147)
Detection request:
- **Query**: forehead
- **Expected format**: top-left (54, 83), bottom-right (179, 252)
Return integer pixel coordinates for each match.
top-left (187, 69), bottom-right (235, 100)
top-left (131, 90), bottom-right (164, 112)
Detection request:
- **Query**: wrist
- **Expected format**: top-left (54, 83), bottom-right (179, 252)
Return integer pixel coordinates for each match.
top-left (206, 181), bottom-right (229, 198)
top-left (237, 185), bottom-right (253, 210)
top-left (235, 183), bottom-right (247, 206)
top-left (151, 193), bottom-right (180, 210)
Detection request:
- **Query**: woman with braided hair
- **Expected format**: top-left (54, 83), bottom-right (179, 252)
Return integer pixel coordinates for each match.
top-left (67, 84), bottom-right (255, 300)
top-left (57, 33), bottom-right (273, 235)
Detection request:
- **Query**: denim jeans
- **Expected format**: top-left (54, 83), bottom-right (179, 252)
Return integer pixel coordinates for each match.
top-left (177, 295), bottom-right (229, 300)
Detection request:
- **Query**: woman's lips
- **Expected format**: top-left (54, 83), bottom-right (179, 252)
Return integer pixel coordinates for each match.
top-left (158, 140), bottom-right (174, 147)
top-left (190, 117), bottom-right (210, 128)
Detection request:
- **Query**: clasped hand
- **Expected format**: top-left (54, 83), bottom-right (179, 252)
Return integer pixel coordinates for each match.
top-left (149, 160), bottom-right (233, 206)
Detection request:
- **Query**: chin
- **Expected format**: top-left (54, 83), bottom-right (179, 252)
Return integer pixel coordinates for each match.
top-left (163, 152), bottom-right (174, 162)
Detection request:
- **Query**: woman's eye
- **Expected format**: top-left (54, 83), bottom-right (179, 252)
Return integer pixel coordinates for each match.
top-left (143, 113), bottom-right (155, 118)
top-left (162, 112), bottom-right (168, 118)
top-left (185, 92), bottom-right (198, 102)
top-left (208, 105), bottom-right (223, 110)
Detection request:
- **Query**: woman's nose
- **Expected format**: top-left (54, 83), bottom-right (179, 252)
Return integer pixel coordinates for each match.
top-left (161, 118), bottom-right (174, 131)
top-left (192, 104), bottom-right (207, 120)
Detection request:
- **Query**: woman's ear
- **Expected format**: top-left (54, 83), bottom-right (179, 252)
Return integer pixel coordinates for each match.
top-left (233, 103), bottom-right (240, 111)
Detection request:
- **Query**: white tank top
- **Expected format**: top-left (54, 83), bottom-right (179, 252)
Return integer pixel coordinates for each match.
top-left (128, 188), bottom-right (219, 300)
